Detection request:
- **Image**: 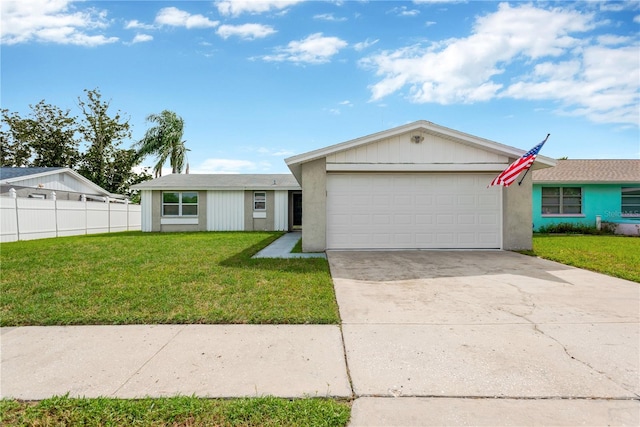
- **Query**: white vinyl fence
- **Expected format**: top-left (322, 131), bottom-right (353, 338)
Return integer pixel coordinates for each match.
top-left (1, 195), bottom-right (141, 243)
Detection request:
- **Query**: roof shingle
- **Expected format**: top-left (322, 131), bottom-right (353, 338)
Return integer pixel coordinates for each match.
top-left (131, 173), bottom-right (300, 190)
top-left (532, 159), bottom-right (640, 183)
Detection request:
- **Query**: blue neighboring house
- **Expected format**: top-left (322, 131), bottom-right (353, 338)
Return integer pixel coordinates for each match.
top-left (531, 159), bottom-right (640, 235)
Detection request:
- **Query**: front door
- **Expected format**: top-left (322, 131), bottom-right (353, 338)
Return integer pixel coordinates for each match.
top-left (291, 191), bottom-right (302, 230)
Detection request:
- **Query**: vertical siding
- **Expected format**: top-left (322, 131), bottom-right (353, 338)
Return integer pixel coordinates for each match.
top-left (141, 190), bottom-right (153, 232)
top-left (273, 190), bottom-right (289, 231)
top-left (208, 190), bottom-right (245, 231)
top-left (326, 133), bottom-right (508, 164)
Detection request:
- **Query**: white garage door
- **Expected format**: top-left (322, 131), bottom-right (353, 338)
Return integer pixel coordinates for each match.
top-left (327, 173), bottom-right (501, 249)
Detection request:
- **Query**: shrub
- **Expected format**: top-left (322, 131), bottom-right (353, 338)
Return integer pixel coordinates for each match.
top-left (536, 222), bottom-right (615, 235)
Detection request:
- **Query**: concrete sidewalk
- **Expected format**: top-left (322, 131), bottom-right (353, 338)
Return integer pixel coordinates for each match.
top-left (0, 324), bottom-right (350, 400)
top-left (252, 231), bottom-right (326, 259)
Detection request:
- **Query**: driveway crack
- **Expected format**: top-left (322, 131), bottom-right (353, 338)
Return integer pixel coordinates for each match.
top-left (496, 303), bottom-right (638, 398)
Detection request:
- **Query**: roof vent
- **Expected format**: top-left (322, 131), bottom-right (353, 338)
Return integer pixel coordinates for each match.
top-left (411, 135), bottom-right (424, 144)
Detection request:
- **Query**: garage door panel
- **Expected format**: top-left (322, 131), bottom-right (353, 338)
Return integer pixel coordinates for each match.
top-left (327, 173), bottom-right (501, 249)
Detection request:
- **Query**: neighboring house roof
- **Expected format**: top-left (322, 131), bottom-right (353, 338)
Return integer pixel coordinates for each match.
top-left (532, 159), bottom-right (640, 184)
top-left (0, 167), bottom-right (64, 180)
top-left (285, 120), bottom-right (557, 181)
top-left (131, 174), bottom-right (301, 191)
top-left (0, 167), bottom-right (123, 198)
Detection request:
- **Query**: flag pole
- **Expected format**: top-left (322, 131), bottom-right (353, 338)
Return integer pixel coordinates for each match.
top-left (518, 133), bottom-right (550, 186)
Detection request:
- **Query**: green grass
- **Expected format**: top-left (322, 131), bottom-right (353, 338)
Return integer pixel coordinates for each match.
top-left (527, 234), bottom-right (640, 283)
top-left (291, 238), bottom-right (303, 253)
top-left (0, 396), bottom-right (351, 427)
top-left (0, 232), bottom-right (340, 326)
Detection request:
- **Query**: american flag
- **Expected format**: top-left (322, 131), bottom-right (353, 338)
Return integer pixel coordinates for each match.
top-left (488, 134), bottom-right (550, 187)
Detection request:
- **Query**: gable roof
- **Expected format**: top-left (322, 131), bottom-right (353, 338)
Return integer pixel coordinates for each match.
top-left (131, 173), bottom-right (300, 191)
top-left (0, 167), bottom-right (121, 198)
top-left (285, 120), bottom-right (556, 181)
top-left (532, 159), bottom-right (640, 184)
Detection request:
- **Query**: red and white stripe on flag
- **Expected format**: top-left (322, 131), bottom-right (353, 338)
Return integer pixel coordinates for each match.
top-left (488, 155), bottom-right (537, 187)
top-left (488, 135), bottom-right (549, 188)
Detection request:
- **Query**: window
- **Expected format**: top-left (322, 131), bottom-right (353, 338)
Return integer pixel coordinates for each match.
top-left (254, 192), bottom-right (266, 210)
top-left (622, 187), bottom-right (640, 216)
top-left (162, 192), bottom-right (198, 216)
top-left (542, 187), bottom-right (582, 215)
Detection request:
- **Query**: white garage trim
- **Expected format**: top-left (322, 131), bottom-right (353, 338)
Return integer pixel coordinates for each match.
top-left (326, 173), bottom-right (502, 250)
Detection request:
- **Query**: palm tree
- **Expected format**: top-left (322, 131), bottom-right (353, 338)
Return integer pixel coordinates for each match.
top-left (136, 110), bottom-right (188, 177)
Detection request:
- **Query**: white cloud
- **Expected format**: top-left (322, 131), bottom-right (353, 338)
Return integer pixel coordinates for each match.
top-left (597, 34), bottom-right (632, 45)
top-left (388, 6), bottom-right (420, 17)
top-left (1, 0), bottom-right (118, 46)
top-left (314, 13), bottom-right (347, 22)
top-left (192, 158), bottom-right (257, 174)
top-left (271, 149), bottom-right (295, 156)
top-left (354, 38), bottom-right (378, 51)
top-left (262, 32), bottom-right (347, 64)
top-left (361, 3), bottom-right (639, 126)
top-left (155, 7), bottom-right (219, 29)
top-left (503, 43), bottom-right (640, 125)
top-left (634, 15), bottom-right (640, 24)
top-left (131, 34), bottom-right (153, 44)
top-left (245, 147), bottom-right (295, 156)
top-left (216, 0), bottom-right (304, 17)
top-left (124, 20), bottom-right (155, 30)
top-left (217, 23), bottom-right (276, 40)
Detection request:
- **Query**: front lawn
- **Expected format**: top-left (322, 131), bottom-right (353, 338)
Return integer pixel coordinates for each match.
top-left (0, 396), bottom-right (351, 427)
top-left (529, 234), bottom-right (640, 283)
top-left (0, 232), bottom-right (339, 326)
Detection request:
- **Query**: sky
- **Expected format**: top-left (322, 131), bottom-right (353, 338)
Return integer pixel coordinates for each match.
top-left (1, 0), bottom-right (639, 175)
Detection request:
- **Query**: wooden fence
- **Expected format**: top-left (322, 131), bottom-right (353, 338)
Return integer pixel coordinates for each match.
top-left (0, 196), bottom-right (141, 242)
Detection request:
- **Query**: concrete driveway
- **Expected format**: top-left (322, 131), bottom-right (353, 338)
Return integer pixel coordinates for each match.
top-left (327, 250), bottom-right (640, 426)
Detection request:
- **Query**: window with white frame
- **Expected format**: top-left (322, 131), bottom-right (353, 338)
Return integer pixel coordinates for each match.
top-left (622, 187), bottom-right (640, 216)
top-left (541, 187), bottom-right (582, 214)
top-left (162, 192), bottom-right (198, 216)
top-left (254, 192), bottom-right (266, 211)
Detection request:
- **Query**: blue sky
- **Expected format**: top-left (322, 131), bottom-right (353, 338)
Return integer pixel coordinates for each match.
top-left (2, 0), bottom-right (639, 175)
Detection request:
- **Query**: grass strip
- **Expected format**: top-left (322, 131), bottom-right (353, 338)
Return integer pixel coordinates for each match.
top-left (0, 396), bottom-right (351, 427)
top-left (0, 232), bottom-right (340, 326)
top-left (526, 234), bottom-right (639, 283)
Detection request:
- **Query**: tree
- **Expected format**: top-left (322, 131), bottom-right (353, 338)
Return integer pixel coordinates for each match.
top-left (1, 109), bottom-right (32, 167)
top-left (0, 102), bottom-right (80, 168)
top-left (136, 110), bottom-right (188, 177)
top-left (76, 88), bottom-right (138, 193)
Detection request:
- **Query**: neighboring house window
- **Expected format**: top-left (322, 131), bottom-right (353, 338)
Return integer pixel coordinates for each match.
top-left (541, 187), bottom-right (582, 214)
top-left (621, 187), bottom-right (640, 216)
top-left (162, 192), bottom-right (198, 216)
top-left (254, 192), bottom-right (266, 211)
